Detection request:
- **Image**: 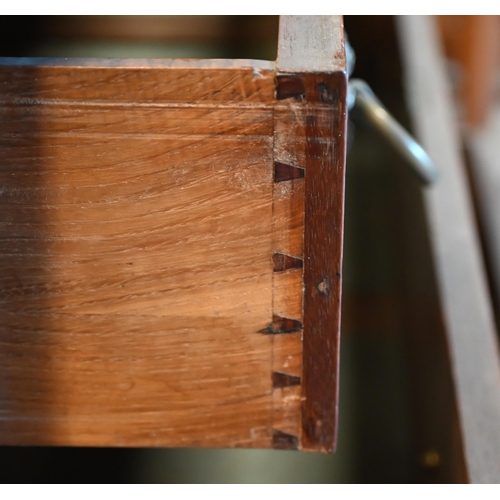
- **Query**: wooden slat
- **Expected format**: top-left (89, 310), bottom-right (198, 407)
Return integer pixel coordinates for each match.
top-left (276, 15), bottom-right (347, 453)
top-left (301, 72), bottom-right (347, 453)
top-left (0, 57), bottom-right (276, 69)
top-left (396, 171), bottom-right (469, 483)
top-left (397, 15), bottom-right (500, 483)
top-left (0, 62), bottom-right (275, 104)
top-left (467, 105), bottom-right (500, 316)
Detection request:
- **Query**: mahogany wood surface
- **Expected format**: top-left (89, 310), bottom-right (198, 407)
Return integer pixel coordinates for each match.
top-left (0, 16), bottom-right (347, 451)
top-left (277, 15), bottom-right (347, 453)
top-left (0, 62), bottom-right (278, 448)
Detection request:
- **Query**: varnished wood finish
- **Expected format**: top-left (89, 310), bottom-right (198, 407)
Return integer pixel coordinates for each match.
top-left (0, 16), bottom-right (347, 452)
top-left (272, 179), bottom-right (305, 259)
top-left (0, 60), bottom-right (275, 102)
top-left (273, 16), bottom-right (347, 453)
top-left (0, 61), bottom-right (279, 448)
top-left (270, 85), bottom-right (305, 446)
top-left (302, 72), bottom-right (347, 453)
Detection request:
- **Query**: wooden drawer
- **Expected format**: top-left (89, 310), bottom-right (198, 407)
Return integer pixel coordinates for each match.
top-left (0, 16), bottom-right (347, 452)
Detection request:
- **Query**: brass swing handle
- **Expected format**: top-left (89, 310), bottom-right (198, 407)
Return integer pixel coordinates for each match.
top-left (348, 78), bottom-right (439, 185)
top-left (345, 35), bottom-right (438, 185)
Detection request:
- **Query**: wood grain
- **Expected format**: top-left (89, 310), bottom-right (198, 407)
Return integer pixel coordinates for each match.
top-left (0, 63), bottom-right (275, 103)
top-left (272, 179), bottom-right (305, 258)
top-left (270, 112), bottom-right (305, 447)
top-left (301, 72), bottom-right (347, 453)
top-left (0, 62), bottom-right (278, 448)
top-left (271, 15), bottom-right (347, 453)
top-left (273, 269), bottom-right (303, 320)
top-left (0, 15), bottom-right (347, 451)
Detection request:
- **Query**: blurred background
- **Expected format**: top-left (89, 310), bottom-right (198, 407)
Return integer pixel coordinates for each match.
top-left (0, 15), bottom-right (498, 483)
